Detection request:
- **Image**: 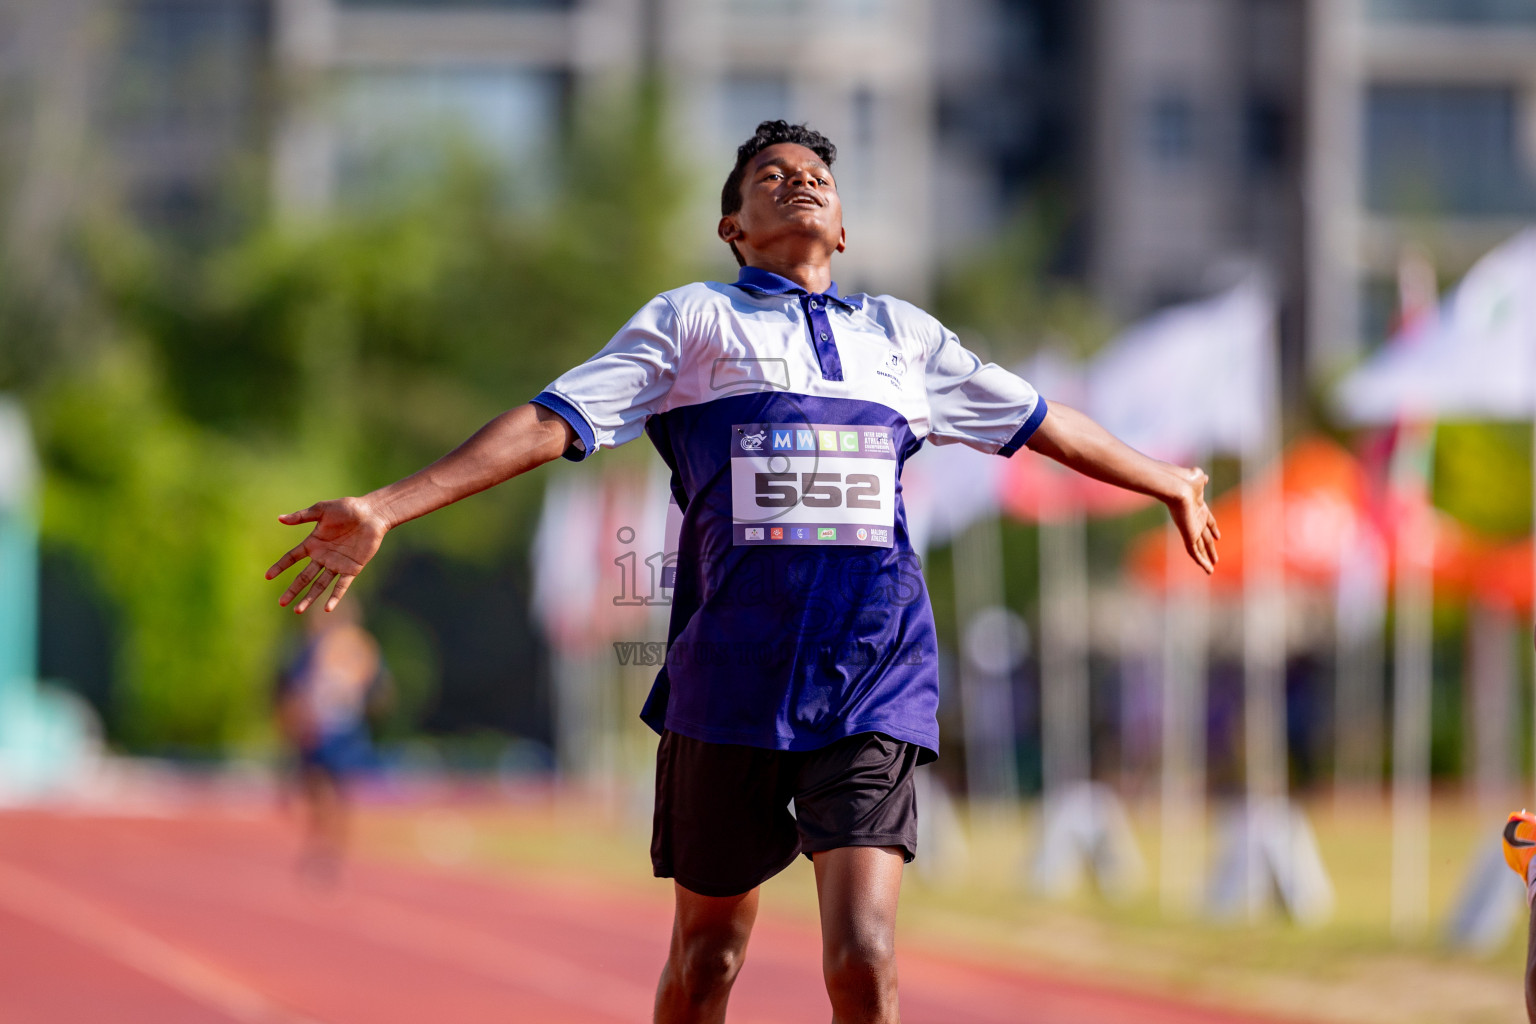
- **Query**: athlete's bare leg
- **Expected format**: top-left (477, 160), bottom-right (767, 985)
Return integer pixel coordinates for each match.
top-left (654, 884), bottom-right (758, 1024)
top-left (813, 845), bottom-right (904, 1024)
top-left (297, 768), bottom-right (346, 882)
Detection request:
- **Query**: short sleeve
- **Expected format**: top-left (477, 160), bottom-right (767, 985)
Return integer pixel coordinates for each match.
top-left (532, 295), bottom-right (681, 461)
top-left (924, 327), bottom-right (1048, 456)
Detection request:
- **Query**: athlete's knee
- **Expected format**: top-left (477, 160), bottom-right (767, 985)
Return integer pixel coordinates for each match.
top-left (823, 929), bottom-right (896, 989)
top-left (674, 936), bottom-right (747, 1000)
top-left (823, 933), bottom-right (898, 1024)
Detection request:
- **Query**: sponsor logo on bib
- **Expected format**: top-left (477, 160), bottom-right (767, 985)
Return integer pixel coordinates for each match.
top-left (740, 430), bottom-right (767, 451)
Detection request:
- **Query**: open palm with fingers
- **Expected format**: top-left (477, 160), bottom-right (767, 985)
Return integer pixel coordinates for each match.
top-left (1168, 466), bottom-right (1220, 574)
top-left (266, 497), bottom-right (390, 613)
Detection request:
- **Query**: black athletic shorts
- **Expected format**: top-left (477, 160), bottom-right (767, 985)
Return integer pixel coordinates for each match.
top-left (650, 729), bottom-right (920, 898)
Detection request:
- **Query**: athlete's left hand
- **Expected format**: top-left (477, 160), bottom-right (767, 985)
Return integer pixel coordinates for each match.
top-left (1166, 466), bottom-right (1220, 574)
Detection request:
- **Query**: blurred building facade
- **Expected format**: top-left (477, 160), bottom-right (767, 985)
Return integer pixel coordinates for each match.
top-left (1086, 0), bottom-right (1307, 384)
top-left (9, 0), bottom-right (1536, 398)
top-left (1310, 0), bottom-right (1536, 372)
top-left (1, 0), bottom-right (271, 249)
top-left (269, 0), bottom-right (1071, 301)
top-left (2, 0), bottom-right (1091, 304)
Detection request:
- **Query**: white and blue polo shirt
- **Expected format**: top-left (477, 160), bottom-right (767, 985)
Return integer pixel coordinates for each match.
top-left (532, 266), bottom-right (1046, 761)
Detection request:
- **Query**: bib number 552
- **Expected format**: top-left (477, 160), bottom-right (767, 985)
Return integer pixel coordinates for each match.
top-left (755, 472), bottom-right (881, 510)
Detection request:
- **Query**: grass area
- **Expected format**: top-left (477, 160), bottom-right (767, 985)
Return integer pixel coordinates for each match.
top-left (353, 787), bottom-right (1529, 1023)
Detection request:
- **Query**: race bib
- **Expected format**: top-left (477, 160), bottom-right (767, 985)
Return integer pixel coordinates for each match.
top-left (730, 423), bottom-right (897, 547)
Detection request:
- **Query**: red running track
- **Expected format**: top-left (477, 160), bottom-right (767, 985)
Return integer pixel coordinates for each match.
top-left (0, 809), bottom-right (1303, 1024)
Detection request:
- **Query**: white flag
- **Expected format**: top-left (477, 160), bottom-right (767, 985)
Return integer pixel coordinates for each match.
top-left (1336, 229), bottom-right (1536, 425)
top-left (902, 442), bottom-right (1001, 559)
top-left (1087, 277), bottom-right (1277, 462)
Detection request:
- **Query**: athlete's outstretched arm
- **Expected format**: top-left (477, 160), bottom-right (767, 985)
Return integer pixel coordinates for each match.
top-left (1024, 401), bottom-right (1220, 574)
top-left (266, 403), bottom-right (576, 613)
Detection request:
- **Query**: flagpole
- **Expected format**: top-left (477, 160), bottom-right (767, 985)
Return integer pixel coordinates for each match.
top-left (1241, 445), bottom-right (1285, 921)
top-left (1332, 534), bottom-right (1386, 804)
top-left (1466, 605), bottom-right (1515, 812)
top-left (1240, 299), bottom-right (1286, 923)
top-left (954, 513), bottom-right (1018, 805)
top-left (1040, 501), bottom-right (1091, 803)
top-left (1389, 422), bottom-right (1435, 938)
top-left (1159, 505), bottom-right (1208, 915)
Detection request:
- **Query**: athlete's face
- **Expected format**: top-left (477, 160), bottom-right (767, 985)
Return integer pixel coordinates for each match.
top-left (718, 143), bottom-right (846, 263)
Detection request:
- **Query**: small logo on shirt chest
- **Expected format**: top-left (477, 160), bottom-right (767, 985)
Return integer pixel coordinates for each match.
top-left (875, 351), bottom-right (906, 389)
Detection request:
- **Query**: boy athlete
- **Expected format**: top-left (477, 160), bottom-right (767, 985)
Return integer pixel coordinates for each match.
top-left (267, 120), bottom-right (1220, 1024)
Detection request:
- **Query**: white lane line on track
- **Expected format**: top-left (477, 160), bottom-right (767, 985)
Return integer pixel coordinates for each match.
top-left (0, 858), bottom-right (329, 1024)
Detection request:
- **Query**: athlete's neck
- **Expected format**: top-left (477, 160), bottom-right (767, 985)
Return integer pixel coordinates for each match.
top-left (743, 257), bottom-right (833, 295)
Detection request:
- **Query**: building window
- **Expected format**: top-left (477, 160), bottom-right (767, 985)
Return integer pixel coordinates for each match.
top-left (108, 0), bottom-right (270, 232)
top-left (1145, 91), bottom-right (1195, 164)
top-left (334, 68), bottom-right (565, 205)
top-left (852, 87), bottom-right (877, 149)
top-left (1244, 96), bottom-right (1288, 174)
top-left (1368, 0), bottom-right (1536, 24)
top-left (1365, 84), bottom-right (1536, 216)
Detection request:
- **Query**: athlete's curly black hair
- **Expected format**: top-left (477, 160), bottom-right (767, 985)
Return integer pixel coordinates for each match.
top-left (720, 122), bottom-right (839, 263)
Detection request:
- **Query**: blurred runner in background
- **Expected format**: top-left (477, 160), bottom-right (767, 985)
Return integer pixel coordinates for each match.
top-left (275, 600), bottom-right (390, 882)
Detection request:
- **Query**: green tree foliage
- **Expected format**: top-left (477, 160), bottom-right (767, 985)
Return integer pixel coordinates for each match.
top-left (9, 94), bottom-right (692, 751)
top-left (1432, 421), bottom-right (1532, 540)
top-left (931, 200), bottom-right (1112, 365)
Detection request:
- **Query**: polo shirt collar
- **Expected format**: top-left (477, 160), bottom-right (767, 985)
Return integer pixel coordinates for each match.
top-left (733, 266), bottom-right (862, 309)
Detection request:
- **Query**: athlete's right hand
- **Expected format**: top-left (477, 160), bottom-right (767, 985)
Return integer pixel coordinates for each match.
top-left (265, 496), bottom-right (390, 613)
